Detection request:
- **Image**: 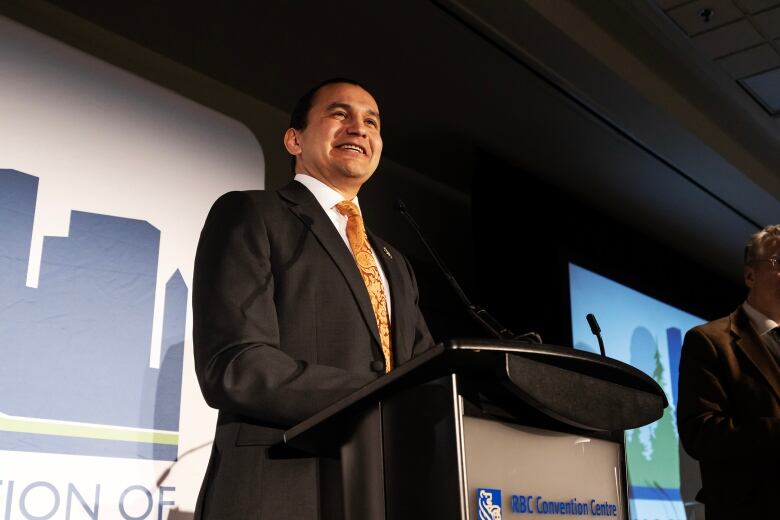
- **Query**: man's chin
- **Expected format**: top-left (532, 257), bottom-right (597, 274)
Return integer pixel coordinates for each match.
top-left (337, 167), bottom-right (375, 183)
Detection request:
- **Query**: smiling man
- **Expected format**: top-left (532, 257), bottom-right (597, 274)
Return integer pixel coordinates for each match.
top-left (284, 80), bottom-right (382, 196)
top-left (192, 78), bottom-right (435, 519)
top-left (678, 224), bottom-right (780, 519)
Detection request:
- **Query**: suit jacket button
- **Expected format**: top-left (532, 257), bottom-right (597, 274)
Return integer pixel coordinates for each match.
top-left (370, 360), bottom-right (385, 373)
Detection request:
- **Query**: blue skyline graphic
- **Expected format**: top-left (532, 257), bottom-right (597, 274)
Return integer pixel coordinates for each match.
top-left (0, 168), bottom-right (186, 460)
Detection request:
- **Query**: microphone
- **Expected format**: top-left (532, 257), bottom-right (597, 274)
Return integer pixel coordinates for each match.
top-left (586, 313), bottom-right (606, 357)
top-left (394, 199), bottom-right (541, 344)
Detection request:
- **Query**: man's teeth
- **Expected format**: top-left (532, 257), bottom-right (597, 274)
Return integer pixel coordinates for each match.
top-left (340, 144), bottom-right (364, 153)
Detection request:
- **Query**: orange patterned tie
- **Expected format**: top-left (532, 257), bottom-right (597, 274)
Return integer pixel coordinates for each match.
top-left (336, 200), bottom-right (393, 373)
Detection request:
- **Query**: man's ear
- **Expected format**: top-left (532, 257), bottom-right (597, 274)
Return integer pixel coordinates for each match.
top-left (284, 128), bottom-right (301, 156)
top-left (745, 265), bottom-right (756, 289)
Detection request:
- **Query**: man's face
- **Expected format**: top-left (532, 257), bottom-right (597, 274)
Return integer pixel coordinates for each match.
top-left (284, 82), bottom-right (382, 197)
top-left (745, 239), bottom-right (780, 318)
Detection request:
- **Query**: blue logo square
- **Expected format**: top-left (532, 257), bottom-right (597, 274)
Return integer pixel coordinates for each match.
top-left (477, 488), bottom-right (502, 520)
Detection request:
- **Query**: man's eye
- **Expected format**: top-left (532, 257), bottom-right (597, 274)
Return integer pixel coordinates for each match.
top-left (366, 119), bottom-right (378, 127)
top-left (333, 111), bottom-right (347, 118)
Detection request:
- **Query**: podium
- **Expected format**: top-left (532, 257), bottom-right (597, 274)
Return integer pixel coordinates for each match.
top-left (279, 339), bottom-right (667, 519)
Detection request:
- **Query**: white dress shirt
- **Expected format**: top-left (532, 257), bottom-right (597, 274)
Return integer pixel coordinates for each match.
top-left (742, 300), bottom-right (780, 359)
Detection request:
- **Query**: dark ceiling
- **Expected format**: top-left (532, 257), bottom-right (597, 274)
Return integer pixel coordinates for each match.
top-left (6, 0), bottom-right (780, 281)
top-left (662, 0), bottom-right (780, 116)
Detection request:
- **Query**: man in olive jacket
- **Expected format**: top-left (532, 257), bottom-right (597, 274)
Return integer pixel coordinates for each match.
top-left (678, 225), bottom-right (780, 519)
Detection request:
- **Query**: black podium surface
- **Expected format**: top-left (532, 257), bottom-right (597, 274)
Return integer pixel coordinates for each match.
top-left (280, 340), bottom-right (667, 520)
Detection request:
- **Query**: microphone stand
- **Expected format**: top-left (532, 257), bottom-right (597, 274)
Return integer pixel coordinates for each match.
top-left (395, 200), bottom-right (541, 344)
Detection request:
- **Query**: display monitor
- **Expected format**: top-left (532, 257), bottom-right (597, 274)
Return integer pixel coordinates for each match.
top-left (569, 263), bottom-right (705, 520)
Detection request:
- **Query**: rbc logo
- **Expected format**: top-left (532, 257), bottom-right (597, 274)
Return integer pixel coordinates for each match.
top-left (477, 488), bottom-right (502, 520)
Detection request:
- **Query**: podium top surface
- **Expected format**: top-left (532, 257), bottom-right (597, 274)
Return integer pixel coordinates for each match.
top-left (282, 339), bottom-right (667, 453)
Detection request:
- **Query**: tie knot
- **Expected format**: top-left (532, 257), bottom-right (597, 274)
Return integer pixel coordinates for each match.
top-left (336, 200), bottom-right (360, 218)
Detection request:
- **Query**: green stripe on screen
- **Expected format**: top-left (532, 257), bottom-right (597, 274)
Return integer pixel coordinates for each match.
top-left (0, 415), bottom-right (178, 445)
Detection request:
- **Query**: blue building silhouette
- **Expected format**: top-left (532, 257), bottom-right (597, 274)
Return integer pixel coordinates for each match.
top-left (666, 327), bottom-right (682, 408)
top-left (0, 169), bottom-right (185, 460)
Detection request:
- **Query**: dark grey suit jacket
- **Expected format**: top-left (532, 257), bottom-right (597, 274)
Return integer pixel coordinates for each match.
top-left (677, 306), bottom-right (780, 518)
top-left (192, 181), bottom-right (435, 519)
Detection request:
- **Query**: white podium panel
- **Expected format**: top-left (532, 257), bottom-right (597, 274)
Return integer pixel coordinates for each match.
top-left (463, 417), bottom-right (626, 519)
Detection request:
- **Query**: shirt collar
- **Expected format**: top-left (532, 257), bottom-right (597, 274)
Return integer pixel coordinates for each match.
top-left (743, 300), bottom-right (779, 336)
top-left (294, 174), bottom-right (361, 214)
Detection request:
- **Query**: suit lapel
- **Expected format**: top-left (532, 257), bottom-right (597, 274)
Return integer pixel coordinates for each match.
top-left (278, 182), bottom-right (382, 348)
top-left (731, 307), bottom-right (780, 403)
top-left (368, 231), bottom-right (412, 365)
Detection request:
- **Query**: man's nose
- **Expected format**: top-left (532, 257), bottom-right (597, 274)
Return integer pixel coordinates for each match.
top-left (345, 119), bottom-right (368, 137)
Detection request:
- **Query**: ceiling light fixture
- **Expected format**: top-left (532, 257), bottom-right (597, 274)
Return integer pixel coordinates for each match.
top-left (698, 8), bottom-right (715, 23)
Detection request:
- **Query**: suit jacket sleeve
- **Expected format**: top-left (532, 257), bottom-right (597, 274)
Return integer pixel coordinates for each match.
top-left (192, 191), bottom-right (376, 428)
top-left (677, 327), bottom-right (780, 463)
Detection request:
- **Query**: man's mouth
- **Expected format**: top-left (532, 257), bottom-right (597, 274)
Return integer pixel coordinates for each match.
top-left (337, 143), bottom-right (366, 155)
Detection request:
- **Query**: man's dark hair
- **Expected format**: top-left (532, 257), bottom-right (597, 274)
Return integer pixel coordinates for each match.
top-left (288, 77), bottom-right (369, 172)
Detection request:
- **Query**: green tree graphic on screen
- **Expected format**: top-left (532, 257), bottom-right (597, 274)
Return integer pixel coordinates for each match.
top-left (626, 334), bottom-right (680, 493)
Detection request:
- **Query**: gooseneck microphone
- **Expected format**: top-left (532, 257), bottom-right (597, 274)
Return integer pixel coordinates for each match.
top-left (586, 313), bottom-right (606, 357)
top-left (394, 199), bottom-right (542, 344)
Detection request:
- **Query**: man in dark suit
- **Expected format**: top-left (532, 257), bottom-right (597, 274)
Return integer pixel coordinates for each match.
top-left (192, 78), bottom-right (435, 519)
top-left (678, 225), bottom-right (780, 519)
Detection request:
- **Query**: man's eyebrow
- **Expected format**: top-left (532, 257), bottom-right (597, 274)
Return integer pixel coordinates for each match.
top-left (325, 102), bottom-right (350, 112)
top-left (325, 102), bottom-right (380, 120)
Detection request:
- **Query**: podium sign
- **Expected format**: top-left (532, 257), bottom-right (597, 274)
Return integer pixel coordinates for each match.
top-left (465, 417), bottom-right (624, 518)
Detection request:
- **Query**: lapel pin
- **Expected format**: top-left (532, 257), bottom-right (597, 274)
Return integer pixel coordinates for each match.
top-left (383, 246), bottom-right (393, 259)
